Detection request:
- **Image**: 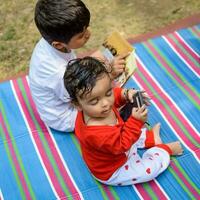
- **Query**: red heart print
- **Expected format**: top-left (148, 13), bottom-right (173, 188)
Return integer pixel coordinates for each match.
top-left (146, 168), bottom-right (151, 174)
top-left (125, 165), bottom-right (129, 170)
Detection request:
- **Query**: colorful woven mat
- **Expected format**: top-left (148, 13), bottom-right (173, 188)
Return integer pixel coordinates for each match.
top-left (0, 24), bottom-right (199, 199)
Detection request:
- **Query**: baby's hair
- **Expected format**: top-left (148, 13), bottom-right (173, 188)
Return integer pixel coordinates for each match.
top-left (64, 57), bottom-right (111, 103)
top-left (35, 0), bottom-right (90, 44)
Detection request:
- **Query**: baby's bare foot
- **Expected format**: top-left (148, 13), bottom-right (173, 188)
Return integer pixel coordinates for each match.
top-left (166, 141), bottom-right (183, 155)
top-left (152, 123), bottom-right (162, 144)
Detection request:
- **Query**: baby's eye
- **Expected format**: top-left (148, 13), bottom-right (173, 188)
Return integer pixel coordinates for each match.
top-left (89, 99), bottom-right (98, 105)
top-left (106, 89), bottom-right (113, 96)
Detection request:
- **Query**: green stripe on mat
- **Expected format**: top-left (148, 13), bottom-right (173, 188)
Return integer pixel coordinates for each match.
top-left (108, 186), bottom-right (120, 200)
top-left (168, 167), bottom-right (195, 199)
top-left (143, 183), bottom-right (158, 200)
top-left (168, 34), bottom-right (200, 67)
top-left (70, 134), bottom-right (81, 154)
top-left (70, 134), bottom-right (120, 200)
top-left (0, 125), bottom-right (26, 200)
top-left (0, 101), bottom-right (36, 200)
top-left (194, 26), bottom-right (200, 31)
top-left (17, 79), bottom-right (72, 198)
top-left (96, 181), bottom-right (110, 200)
top-left (137, 70), bottom-right (200, 147)
top-left (143, 41), bottom-right (200, 108)
top-left (172, 158), bottom-right (200, 194)
top-left (188, 27), bottom-right (200, 40)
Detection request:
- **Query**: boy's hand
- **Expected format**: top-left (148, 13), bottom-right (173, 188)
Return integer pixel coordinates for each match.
top-left (90, 50), bottom-right (105, 60)
top-left (131, 105), bottom-right (148, 122)
top-left (110, 52), bottom-right (130, 79)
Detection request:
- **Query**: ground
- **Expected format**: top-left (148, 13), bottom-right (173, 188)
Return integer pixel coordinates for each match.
top-left (0, 0), bottom-right (199, 80)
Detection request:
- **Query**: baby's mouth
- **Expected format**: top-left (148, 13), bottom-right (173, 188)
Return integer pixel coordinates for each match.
top-left (102, 109), bottom-right (110, 114)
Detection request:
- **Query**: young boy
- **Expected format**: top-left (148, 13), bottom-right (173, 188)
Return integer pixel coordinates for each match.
top-left (29, 0), bottom-right (128, 132)
top-left (63, 57), bottom-right (183, 185)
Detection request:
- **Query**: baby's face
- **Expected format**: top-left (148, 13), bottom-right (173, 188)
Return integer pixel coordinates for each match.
top-left (77, 74), bottom-right (114, 119)
top-left (67, 27), bottom-right (91, 49)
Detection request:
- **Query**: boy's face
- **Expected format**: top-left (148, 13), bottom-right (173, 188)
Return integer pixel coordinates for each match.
top-left (51, 27), bottom-right (91, 51)
top-left (77, 74), bottom-right (115, 119)
top-left (67, 27), bottom-right (91, 49)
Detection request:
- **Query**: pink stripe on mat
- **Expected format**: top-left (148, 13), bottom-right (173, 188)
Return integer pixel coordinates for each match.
top-left (136, 58), bottom-right (199, 140)
top-left (148, 181), bottom-right (168, 200)
top-left (134, 60), bottom-right (200, 157)
top-left (144, 41), bottom-right (200, 105)
top-left (12, 79), bottom-right (66, 198)
top-left (191, 26), bottom-right (200, 37)
top-left (21, 77), bottom-right (81, 199)
top-left (163, 34), bottom-right (200, 76)
top-left (0, 113), bottom-right (32, 200)
top-left (174, 32), bottom-right (200, 60)
top-left (101, 185), bottom-right (116, 200)
top-left (170, 162), bottom-right (199, 198)
top-left (134, 184), bottom-right (152, 200)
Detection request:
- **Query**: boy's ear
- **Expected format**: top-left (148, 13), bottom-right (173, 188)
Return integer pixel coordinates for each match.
top-left (52, 41), bottom-right (70, 53)
top-left (51, 41), bottom-right (66, 50)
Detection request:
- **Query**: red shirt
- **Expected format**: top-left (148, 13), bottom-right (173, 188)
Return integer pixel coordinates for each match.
top-left (75, 88), bottom-right (144, 180)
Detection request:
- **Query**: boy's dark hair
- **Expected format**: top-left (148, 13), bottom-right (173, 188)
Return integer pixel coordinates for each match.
top-left (64, 57), bottom-right (110, 103)
top-left (35, 0), bottom-right (90, 44)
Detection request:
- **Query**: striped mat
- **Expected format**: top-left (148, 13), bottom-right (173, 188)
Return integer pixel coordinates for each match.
top-left (0, 25), bottom-right (199, 200)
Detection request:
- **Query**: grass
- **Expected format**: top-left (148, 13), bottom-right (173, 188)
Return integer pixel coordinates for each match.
top-left (0, 0), bottom-right (199, 81)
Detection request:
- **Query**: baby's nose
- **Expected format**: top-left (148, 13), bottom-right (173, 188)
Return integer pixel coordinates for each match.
top-left (101, 99), bottom-right (109, 107)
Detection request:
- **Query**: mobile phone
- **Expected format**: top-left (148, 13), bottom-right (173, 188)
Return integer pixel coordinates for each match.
top-left (135, 91), bottom-right (144, 108)
top-left (120, 91), bottom-right (144, 121)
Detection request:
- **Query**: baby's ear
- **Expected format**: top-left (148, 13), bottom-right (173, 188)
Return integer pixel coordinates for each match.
top-left (72, 101), bottom-right (82, 111)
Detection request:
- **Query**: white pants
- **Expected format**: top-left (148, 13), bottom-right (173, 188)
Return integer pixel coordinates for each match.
top-left (96, 128), bottom-right (170, 186)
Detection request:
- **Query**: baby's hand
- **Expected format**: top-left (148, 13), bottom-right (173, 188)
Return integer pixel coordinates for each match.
top-left (123, 89), bottom-right (151, 106)
top-left (139, 90), bottom-right (151, 106)
top-left (123, 88), bottom-right (137, 102)
top-left (110, 52), bottom-right (130, 79)
top-left (131, 105), bottom-right (148, 122)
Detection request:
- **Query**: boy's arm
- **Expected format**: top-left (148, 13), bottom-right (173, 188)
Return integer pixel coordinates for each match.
top-left (90, 50), bottom-right (105, 60)
top-left (90, 51), bottom-right (128, 80)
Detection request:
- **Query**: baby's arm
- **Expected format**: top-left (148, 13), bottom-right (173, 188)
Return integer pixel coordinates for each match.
top-left (86, 116), bottom-right (145, 155)
top-left (114, 88), bottom-right (139, 108)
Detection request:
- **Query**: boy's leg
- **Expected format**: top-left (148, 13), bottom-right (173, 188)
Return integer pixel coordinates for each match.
top-left (98, 146), bottom-right (170, 186)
